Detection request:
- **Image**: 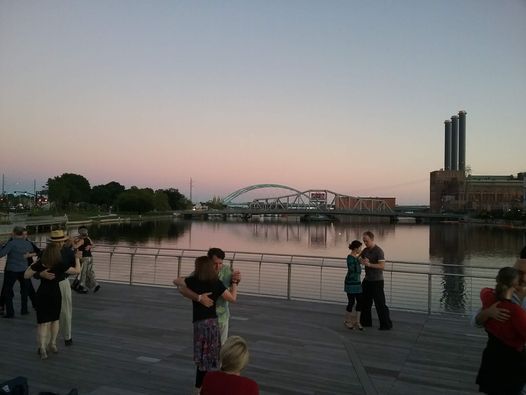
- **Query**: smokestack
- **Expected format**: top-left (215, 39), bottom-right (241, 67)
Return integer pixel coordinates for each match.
top-left (451, 115), bottom-right (459, 171)
top-left (444, 120), bottom-right (452, 170)
top-left (458, 110), bottom-right (466, 172)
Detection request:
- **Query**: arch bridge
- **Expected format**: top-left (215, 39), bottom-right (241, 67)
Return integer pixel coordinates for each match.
top-left (222, 184), bottom-right (394, 213)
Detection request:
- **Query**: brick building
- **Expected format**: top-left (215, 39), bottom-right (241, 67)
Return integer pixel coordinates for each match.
top-left (430, 171), bottom-right (526, 213)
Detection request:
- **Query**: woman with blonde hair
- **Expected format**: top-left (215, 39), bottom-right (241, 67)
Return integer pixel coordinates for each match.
top-left (201, 336), bottom-right (259, 395)
top-left (24, 230), bottom-right (80, 359)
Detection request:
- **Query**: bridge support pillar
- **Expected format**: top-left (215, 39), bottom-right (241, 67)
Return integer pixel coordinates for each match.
top-left (389, 216), bottom-right (398, 224)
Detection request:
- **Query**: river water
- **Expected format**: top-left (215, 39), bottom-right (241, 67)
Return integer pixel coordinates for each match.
top-left (66, 217), bottom-right (525, 267)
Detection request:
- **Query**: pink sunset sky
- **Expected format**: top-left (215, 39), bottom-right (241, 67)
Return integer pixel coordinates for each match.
top-left (1, 1), bottom-right (525, 204)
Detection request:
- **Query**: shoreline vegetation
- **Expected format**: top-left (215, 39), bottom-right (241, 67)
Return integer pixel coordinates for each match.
top-left (0, 211), bottom-right (176, 235)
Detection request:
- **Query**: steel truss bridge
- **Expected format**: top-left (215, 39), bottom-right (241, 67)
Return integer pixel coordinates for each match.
top-left (222, 184), bottom-right (394, 213)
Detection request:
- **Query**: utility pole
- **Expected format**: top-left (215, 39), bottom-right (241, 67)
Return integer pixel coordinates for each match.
top-left (34, 179), bottom-right (37, 206)
top-left (1, 173), bottom-right (4, 195)
top-left (189, 177), bottom-right (193, 203)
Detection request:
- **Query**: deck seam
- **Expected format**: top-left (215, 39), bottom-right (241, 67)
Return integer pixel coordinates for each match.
top-left (325, 327), bottom-right (378, 395)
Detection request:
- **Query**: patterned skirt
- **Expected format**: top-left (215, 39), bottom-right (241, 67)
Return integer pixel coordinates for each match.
top-left (193, 318), bottom-right (221, 371)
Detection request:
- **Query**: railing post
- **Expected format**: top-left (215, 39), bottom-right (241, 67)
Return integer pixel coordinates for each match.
top-left (287, 256), bottom-right (293, 300)
top-left (427, 273), bottom-right (432, 314)
top-left (129, 248), bottom-right (137, 285)
top-left (320, 258), bottom-right (324, 300)
top-left (258, 255), bottom-right (263, 294)
top-left (153, 249), bottom-right (159, 284)
top-left (109, 251), bottom-right (113, 279)
top-left (287, 263), bottom-right (292, 300)
top-left (177, 256), bottom-right (182, 278)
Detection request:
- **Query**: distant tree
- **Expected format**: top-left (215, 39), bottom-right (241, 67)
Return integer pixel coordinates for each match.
top-left (206, 196), bottom-right (226, 209)
top-left (153, 190), bottom-right (171, 211)
top-left (47, 173), bottom-right (91, 208)
top-left (162, 188), bottom-right (192, 210)
top-left (115, 188), bottom-right (154, 213)
top-left (91, 181), bottom-right (126, 207)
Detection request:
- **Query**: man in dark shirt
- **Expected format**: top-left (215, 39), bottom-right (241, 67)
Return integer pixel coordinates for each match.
top-left (359, 231), bottom-right (393, 330)
top-left (0, 226), bottom-right (35, 318)
top-left (23, 229), bottom-right (40, 309)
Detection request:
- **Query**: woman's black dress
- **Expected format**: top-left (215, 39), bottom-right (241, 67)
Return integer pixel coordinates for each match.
top-left (30, 261), bottom-right (70, 324)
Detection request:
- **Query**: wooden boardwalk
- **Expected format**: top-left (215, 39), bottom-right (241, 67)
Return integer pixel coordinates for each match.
top-left (0, 280), bottom-right (486, 395)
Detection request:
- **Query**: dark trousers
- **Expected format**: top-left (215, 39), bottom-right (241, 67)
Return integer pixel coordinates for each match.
top-left (0, 273), bottom-right (6, 308)
top-left (195, 368), bottom-right (206, 388)
top-left (2, 271), bottom-right (30, 317)
top-left (360, 280), bottom-right (392, 329)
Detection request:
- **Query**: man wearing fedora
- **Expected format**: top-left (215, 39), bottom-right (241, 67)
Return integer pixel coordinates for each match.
top-left (0, 226), bottom-right (36, 318)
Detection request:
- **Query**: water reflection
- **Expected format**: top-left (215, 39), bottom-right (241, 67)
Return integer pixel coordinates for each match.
top-left (429, 224), bottom-right (467, 312)
top-left (247, 219), bottom-right (396, 251)
top-left (84, 220), bottom-right (191, 245)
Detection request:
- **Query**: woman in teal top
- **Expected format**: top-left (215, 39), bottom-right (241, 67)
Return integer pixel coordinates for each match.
top-left (344, 240), bottom-right (363, 330)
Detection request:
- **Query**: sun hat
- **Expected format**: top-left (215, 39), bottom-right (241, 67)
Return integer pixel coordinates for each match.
top-left (48, 229), bottom-right (69, 242)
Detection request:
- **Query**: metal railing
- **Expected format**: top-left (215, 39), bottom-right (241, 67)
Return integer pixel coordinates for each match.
top-left (0, 243), bottom-right (498, 314)
top-left (73, 244), bottom-right (498, 315)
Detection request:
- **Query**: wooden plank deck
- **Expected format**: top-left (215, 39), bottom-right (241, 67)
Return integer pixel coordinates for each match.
top-left (0, 279), bottom-right (486, 395)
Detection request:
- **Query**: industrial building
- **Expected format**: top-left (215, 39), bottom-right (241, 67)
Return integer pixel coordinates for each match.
top-left (429, 111), bottom-right (526, 213)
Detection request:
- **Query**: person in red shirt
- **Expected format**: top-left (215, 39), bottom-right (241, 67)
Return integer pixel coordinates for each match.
top-left (201, 336), bottom-right (259, 395)
top-left (476, 267), bottom-right (526, 395)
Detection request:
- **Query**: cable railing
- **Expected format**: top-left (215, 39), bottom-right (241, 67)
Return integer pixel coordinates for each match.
top-left (0, 243), bottom-right (498, 314)
top-left (78, 244), bottom-right (497, 315)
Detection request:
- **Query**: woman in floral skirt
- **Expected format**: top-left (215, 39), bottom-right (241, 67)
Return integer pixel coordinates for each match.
top-left (178, 256), bottom-right (238, 394)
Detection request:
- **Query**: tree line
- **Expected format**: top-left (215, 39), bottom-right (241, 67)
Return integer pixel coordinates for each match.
top-left (46, 173), bottom-right (192, 213)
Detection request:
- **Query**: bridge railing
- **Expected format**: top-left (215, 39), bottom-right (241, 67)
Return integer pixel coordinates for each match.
top-left (1, 244), bottom-right (497, 314)
top-left (86, 245), bottom-right (495, 314)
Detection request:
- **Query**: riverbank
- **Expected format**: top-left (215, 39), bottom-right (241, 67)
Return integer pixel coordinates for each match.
top-left (0, 212), bottom-right (175, 235)
top-left (459, 217), bottom-right (526, 230)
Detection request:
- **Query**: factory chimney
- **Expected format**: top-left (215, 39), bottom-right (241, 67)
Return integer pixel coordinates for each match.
top-left (450, 115), bottom-right (459, 171)
top-left (444, 120), bottom-right (452, 170)
top-left (458, 111), bottom-right (466, 172)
